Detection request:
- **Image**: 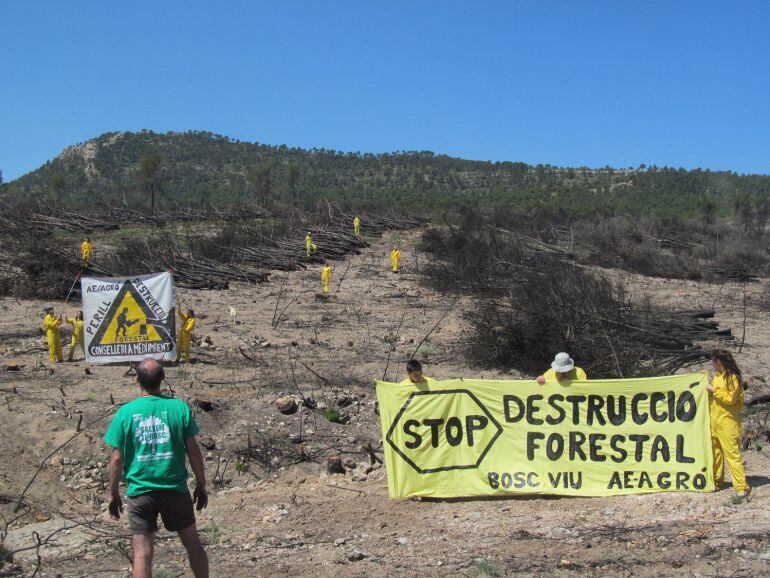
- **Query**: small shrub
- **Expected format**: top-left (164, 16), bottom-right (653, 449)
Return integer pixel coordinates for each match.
top-left (474, 560), bottom-right (503, 577)
top-left (202, 523), bottom-right (224, 544)
top-left (324, 408), bottom-right (341, 423)
top-left (0, 545), bottom-right (13, 565)
top-left (417, 344), bottom-right (433, 357)
top-left (759, 285), bottom-right (770, 312)
top-left (153, 569), bottom-right (174, 578)
top-left (714, 239), bottom-right (770, 278)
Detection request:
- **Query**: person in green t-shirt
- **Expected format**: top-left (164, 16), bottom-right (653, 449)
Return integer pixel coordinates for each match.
top-left (104, 359), bottom-right (209, 578)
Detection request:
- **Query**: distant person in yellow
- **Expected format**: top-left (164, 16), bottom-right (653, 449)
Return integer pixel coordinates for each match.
top-left (66, 311), bottom-right (85, 361)
top-left (399, 359), bottom-right (435, 385)
top-left (321, 263), bottom-right (332, 294)
top-left (707, 348), bottom-right (750, 498)
top-left (81, 237), bottom-right (93, 267)
top-left (44, 306), bottom-right (63, 363)
top-left (353, 215), bottom-right (361, 239)
top-left (390, 246), bottom-right (401, 273)
top-left (305, 232), bottom-right (317, 257)
top-left (536, 352), bottom-right (587, 384)
top-left (176, 308), bottom-right (196, 363)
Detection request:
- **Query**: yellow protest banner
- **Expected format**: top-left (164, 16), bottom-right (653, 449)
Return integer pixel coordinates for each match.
top-left (376, 374), bottom-right (713, 498)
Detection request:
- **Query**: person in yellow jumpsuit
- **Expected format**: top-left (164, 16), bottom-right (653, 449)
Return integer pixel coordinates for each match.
top-left (66, 311), bottom-right (85, 361)
top-left (536, 352), bottom-right (587, 384)
top-left (81, 237), bottom-right (93, 267)
top-left (390, 246), bottom-right (401, 273)
top-left (707, 349), bottom-right (750, 498)
top-left (305, 232), bottom-right (317, 257)
top-left (353, 215), bottom-right (361, 239)
top-left (321, 263), bottom-right (332, 294)
top-left (399, 359), bottom-right (436, 385)
top-left (44, 307), bottom-right (63, 363)
top-left (176, 308), bottom-right (196, 363)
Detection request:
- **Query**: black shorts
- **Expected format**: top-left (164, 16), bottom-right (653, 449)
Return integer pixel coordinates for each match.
top-left (126, 490), bottom-right (196, 534)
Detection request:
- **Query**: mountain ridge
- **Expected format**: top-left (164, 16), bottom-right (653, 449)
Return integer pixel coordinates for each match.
top-left (3, 130), bottom-right (769, 216)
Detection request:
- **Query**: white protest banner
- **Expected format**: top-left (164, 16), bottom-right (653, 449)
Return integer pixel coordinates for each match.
top-left (81, 272), bottom-right (176, 363)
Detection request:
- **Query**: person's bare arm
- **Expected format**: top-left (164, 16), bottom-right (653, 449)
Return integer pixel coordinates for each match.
top-left (185, 437), bottom-right (208, 510)
top-left (107, 448), bottom-right (124, 519)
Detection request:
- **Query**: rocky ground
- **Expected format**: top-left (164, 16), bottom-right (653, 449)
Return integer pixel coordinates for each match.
top-left (1, 231), bottom-right (769, 577)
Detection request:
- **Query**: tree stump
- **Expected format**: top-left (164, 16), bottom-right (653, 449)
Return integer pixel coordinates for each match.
top-left (327, 455), bottom-right (345, 475)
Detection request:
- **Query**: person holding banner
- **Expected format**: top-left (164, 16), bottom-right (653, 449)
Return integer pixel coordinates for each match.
top-left (81, 237), bottom-right (93, 267)
top-left (536, 352), bottom-right (587, 384)
top-left (399, 359), bottom-right (435, 385)
top-left (176, 309), bottom-right (196, 363)
top-left (66, 311), bottom-right (85, 361)
top-left (707, 349), bottom-right (750, 499)
top-left (43, 307), bottom-right (63, 363)
top-left (321, 262), bottom-right (332, 294)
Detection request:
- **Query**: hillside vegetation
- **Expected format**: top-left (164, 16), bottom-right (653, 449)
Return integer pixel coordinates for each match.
top-left (3, 130), bottom-right (769, 217)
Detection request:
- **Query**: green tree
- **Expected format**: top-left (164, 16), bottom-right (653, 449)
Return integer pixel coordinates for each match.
top-left (247, 162), bottom-right (272, 206)
top-left (753, 195), bottom-right (769, 238)
top-left (732, 191), bottom-right (753, 234)
top-left (698, 193), bottom-right (718, 225)
top-left (133, 153), bottom-right (163, 211)
top-left (46, 172), bottom-right (66, 206)
top-left (286, 160), bottom-right (300, 207)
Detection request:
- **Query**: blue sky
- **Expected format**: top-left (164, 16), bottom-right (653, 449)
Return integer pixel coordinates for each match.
top-left (1, 0), bottom-right (768, 181)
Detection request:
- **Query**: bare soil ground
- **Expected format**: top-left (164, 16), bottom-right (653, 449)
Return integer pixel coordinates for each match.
top-left (1, 231), bottom-right (769, 577)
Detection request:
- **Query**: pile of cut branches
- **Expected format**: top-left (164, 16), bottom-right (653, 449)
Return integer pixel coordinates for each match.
top-left (0, 202), bottom-right (426, 298)
top-left (421, 224), bottom-right (733, 377)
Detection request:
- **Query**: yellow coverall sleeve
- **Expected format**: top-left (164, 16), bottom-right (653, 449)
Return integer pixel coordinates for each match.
top-left (713, 374), bottom-right (742, 406)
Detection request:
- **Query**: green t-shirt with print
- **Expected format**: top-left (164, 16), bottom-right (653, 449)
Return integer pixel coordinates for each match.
top-left (104, 395), bottom-right (199, 497)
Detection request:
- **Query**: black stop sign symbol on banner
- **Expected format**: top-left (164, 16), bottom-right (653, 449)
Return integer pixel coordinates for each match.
top-left (385, 389), bottom-right (503, 474)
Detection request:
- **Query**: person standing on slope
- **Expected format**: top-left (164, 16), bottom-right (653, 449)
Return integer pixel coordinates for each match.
top-left (176, 309), bottom-right (196, 363)
top-left (104, 359), bottom-right (209, 578)
top-left (66, 311), bottom-right (85, 361)
top-left (353, 215), bottom-right (361, 239)
top-left (81, 237), bottom-right (93, 267)
top-left (390, 246), bottom-right (401, 273)
top-left (44, 306), bottom-right (63, 363)
top-left (305, 232), bottom-right (317, 257)
top-left (321, 262), bottom-right (332, 294)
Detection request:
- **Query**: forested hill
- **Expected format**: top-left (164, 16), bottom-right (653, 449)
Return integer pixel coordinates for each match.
top-left (3, 130), bottom-right (769, 216)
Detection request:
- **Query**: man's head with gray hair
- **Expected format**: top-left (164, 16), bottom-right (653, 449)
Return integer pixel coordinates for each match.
top-left (136, 359), bottom-right (164, 391)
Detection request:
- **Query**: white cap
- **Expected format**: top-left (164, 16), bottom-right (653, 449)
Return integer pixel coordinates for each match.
top-left (551, 352), bottom-right (575, 373)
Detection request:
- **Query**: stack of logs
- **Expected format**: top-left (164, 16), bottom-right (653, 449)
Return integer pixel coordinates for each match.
top-left (7, 203), bottom-right (425, 294)
top-left (640, 308), bottom-right (732, 374)
top-left (224, 229), bottom-right (368, 271)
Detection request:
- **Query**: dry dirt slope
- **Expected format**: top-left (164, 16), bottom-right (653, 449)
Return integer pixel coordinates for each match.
top-left (0, 231), bottom-right (769, 577)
